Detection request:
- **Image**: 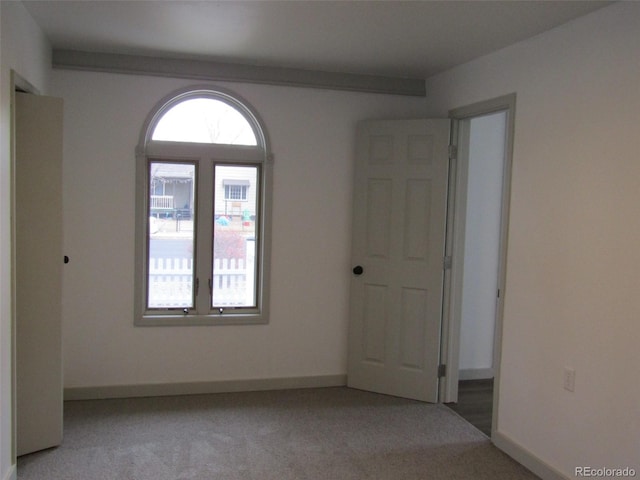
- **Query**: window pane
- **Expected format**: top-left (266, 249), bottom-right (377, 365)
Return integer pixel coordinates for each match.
top-left (147, 162), bottom-right (196, 309)
top-left (212, 165), bottom-right (259, 308)
top-left (152, 98), bottom-right (257, 146)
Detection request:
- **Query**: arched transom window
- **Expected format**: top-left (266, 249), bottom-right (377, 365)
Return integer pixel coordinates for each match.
top-left (152, 97), bottom-right (258, 145)
top-left (135, 88), bottom-right (272, 326)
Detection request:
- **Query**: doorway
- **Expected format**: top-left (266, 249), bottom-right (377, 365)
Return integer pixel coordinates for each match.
top-left (441, 94), bottom-right (516, 438)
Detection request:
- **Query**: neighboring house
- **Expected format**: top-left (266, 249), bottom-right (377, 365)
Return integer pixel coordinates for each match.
top-left (150, 163), bottom-right (256, 220)
top-left (214, 166), bottom-right (257, 219)
top-left (150, 163), bottom-right (194, 218)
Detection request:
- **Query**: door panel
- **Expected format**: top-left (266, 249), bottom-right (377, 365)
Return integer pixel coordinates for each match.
top-left (348, 119), bottom-right (449, 402)
top-left (15, 92), bottom-right (64, 456)
top-left (366, 179), bottom-right (392, 257)
top-left (362, 284), bottom-right (387, 364)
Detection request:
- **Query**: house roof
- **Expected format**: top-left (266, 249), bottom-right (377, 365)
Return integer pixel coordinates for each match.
top-left (150, 163), bottom-right (194, 180)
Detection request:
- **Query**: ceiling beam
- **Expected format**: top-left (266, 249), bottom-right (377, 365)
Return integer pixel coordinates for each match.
top-left (52, 50), bottom-right (426, 97)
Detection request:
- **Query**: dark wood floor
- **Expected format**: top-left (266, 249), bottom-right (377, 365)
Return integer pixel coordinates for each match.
top-left (445, 378), bottom-right (494, 437)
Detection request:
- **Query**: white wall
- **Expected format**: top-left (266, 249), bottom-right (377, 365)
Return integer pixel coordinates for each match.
top-left (0, 2), bottom-right (51, 478)
top-left (458, 112), bottom-right (506, 378)
top-left (50, 70), bottom-right (427, 390)
top-left (426, 2), bottom-right (640, 476)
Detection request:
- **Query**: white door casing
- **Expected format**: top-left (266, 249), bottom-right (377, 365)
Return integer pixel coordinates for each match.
top-left (15, 92), bottom-right (64, 456)
top-left (440, 94), bottom-right (516, 438)
top-left (347, 119), bottom-right (450, 402)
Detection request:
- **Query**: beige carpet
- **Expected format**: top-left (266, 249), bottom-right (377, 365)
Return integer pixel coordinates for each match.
top-left (18, 387), bottom-right (539, 479)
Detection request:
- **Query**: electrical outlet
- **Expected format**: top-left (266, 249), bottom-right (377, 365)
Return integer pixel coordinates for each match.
top-left (563, 367), bottom-right (576, 392)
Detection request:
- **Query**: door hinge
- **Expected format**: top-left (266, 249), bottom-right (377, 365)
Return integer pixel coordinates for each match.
top-left (438, 364), bottom-right (447, 378)
top-left (195, 277), bottom-right (199, 295)
top-left (443, 256), bottom-right (452, 270)
top-left (448, 145), bottom-right (458, 160)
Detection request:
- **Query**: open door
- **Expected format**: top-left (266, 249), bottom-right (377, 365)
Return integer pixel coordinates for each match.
top-left (15, 92), bottom-right (64, 455)
top-left (347, 119), bottom-right (450, 402)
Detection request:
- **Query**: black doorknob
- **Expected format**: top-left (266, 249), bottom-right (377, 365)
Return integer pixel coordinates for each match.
top-left (352, 265), bottom-right (364, 275)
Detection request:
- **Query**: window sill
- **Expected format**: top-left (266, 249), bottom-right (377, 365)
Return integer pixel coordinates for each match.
top-left (135, 312), bottom-right (268, 327)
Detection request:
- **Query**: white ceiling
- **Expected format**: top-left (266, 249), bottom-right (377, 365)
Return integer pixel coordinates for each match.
top-left (23, 0), bottom-right (611, 79)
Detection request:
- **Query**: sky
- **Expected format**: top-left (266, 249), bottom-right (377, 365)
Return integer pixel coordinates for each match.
top-left (152, 97), bottom-right (257, 145)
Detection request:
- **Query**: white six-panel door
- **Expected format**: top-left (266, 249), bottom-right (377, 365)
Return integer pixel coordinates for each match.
top-left (15, 92), bottom-right (64, 455)
top-left (347, 119), bottom-right (449, 402)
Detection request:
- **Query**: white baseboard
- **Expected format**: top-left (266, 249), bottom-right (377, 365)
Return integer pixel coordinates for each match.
top-left (2, 464), bottom-right (16, 480)
top-left (493, 431), bottom-right (569, 480)
top-left (64, 374), bottom-right (347, 401)
top-left (459, 368), bottom-right (494, 380)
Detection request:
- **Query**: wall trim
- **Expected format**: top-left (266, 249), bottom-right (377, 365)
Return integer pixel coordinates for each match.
top-left (459, 368), bottom-right (495, 380)
top-left (2, 464), bottom-right (16, 480)
top-left (64, 374), bottom-right (347, 401)
top-left (493, 431), bottom-right (569, 480)
top-left (52, 50), bottom-right (426, 97)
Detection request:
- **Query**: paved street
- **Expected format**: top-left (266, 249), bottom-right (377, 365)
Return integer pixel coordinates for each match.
top-left (149, 238), bottom-right (192, 260)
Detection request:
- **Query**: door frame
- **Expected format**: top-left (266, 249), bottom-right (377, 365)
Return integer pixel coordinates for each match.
top-left (439, 94), bottom-right (516, 438)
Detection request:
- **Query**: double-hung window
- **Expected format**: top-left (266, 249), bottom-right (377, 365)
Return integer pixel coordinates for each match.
top-left (135, 88), bottom-right (272, 325)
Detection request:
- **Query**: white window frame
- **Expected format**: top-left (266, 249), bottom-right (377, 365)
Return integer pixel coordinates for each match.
top-left (224, 183), bottom-right (248, 201)
top-left (134, 86), bottom-right (273, 326)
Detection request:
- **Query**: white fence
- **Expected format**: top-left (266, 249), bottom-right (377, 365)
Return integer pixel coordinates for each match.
top-left (212, 258), bottom-right (250, 306)
top-left (147, 257), bottom-right (254, 308)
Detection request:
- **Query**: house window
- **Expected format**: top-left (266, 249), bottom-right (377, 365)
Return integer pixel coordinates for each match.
top-left (224, 184), bottom-right (248, 201)
top-left (135, 87), bottom-right (272, 326)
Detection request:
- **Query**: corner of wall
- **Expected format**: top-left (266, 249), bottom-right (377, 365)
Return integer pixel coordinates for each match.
top-left (1, 1), bottom-right (53, 476)
top-left (2, 464), bottom-right (17, 480)
top-left (493, 431), bottom-right (568, 480)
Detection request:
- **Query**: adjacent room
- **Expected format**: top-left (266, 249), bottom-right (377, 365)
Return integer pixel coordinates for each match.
top-left (1, 2), bottom-right (639, 480)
